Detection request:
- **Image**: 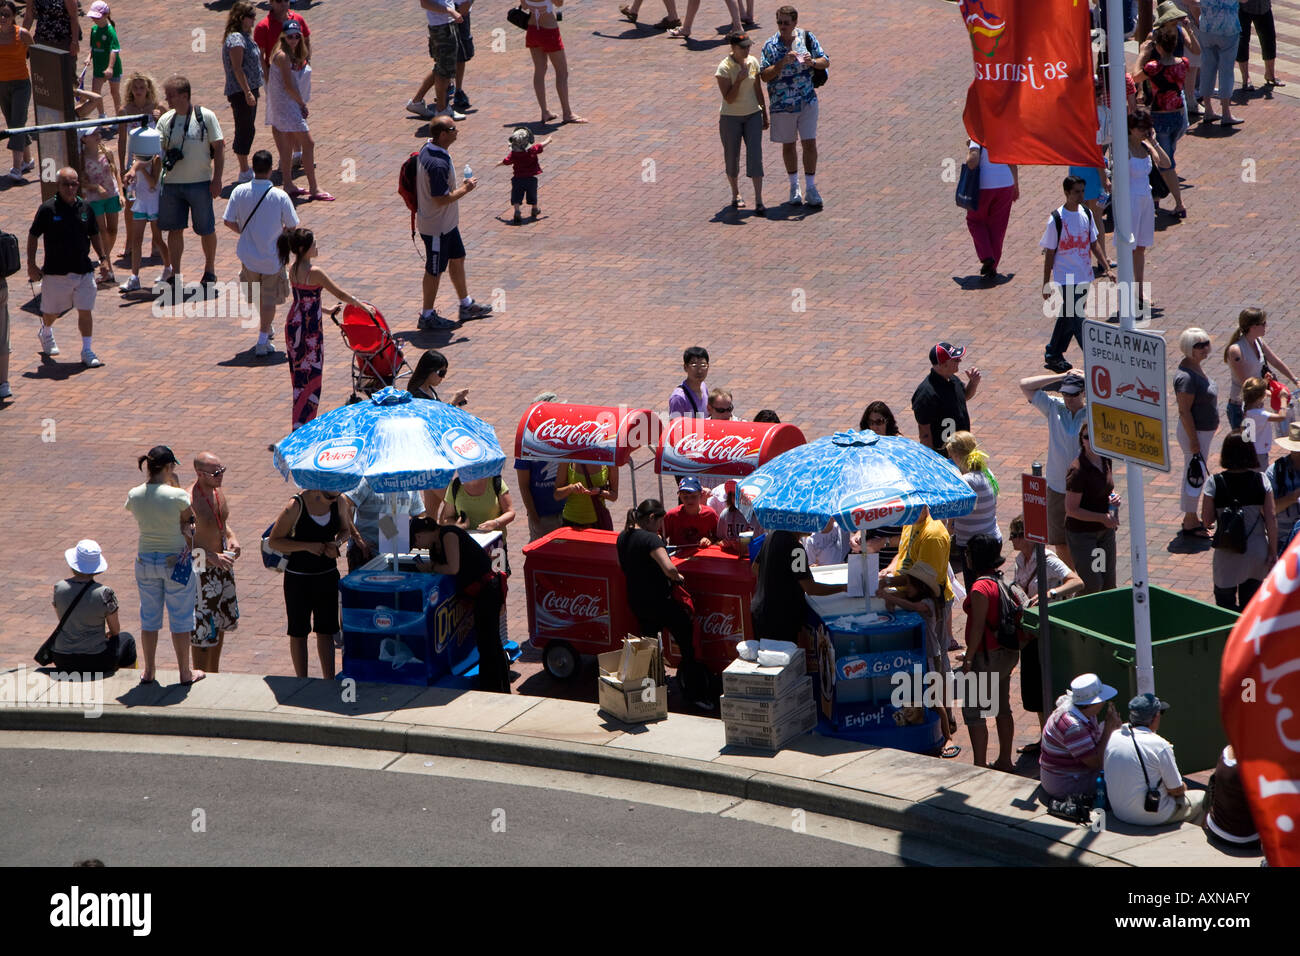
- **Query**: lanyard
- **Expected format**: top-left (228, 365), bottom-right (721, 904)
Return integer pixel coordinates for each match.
top-left (195, 482), bottom-right (226, 543)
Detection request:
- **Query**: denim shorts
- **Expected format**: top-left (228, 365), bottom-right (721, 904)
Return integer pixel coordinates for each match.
top-left (158, 180), bottom-right (217, 235)
top-left (1150, 110), bottom-right (1187, 172)
top-left (135, 552), bottom-right (198, 633)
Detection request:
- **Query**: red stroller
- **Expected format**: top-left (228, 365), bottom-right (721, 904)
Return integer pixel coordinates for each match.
top-left (331, 303), bottom-right (411, 403)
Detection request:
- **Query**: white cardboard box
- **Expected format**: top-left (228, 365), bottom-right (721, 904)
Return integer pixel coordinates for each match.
top-left (724, 696), bottom-right (817, 751)
top-left (720, 676), bottom-right (813, 726)
top-left (721, 648), bottom-right (806, 700)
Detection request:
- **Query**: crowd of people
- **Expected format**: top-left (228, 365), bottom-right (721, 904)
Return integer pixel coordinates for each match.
top-left (9, 0), bottom-right (1282, 841)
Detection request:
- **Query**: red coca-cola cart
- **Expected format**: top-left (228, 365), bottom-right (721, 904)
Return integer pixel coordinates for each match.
top-left (517, 403), bottom-right (657, 678)
top-left (656, 418), bottom-right (806, 671)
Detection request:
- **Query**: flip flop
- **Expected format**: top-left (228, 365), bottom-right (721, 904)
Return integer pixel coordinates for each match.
top-left (619, 5), bottom-right (637, 22)
top-left (308, 191), bottom-right (336, 202)
top-left (1266, 79), bottom-right (1286, 87)
top-left (138, 675), bottom-right (157, 686)
top-left (731, 196), bottom-right (745, 208)
top-left (941, 744), bottom-right (962, 759)
top-left (285, 186), bottom-right (307, 198)
top-left (652, 16), bottom-right (681, 29)
top-left (667, 27), bottom-right (690, 38)
top-left (1017, 741), bottom-right (1041, 755)
top-left (1181, 525), bottom-right (1211, 539)
top-left (179, 671), bottom-right (207, 686)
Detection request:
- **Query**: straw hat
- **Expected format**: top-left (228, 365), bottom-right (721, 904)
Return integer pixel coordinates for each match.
top-left (1276, 422), bottom-right (1300, 454)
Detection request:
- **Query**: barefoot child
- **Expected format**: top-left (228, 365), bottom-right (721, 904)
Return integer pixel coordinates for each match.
top-left (120, 142), bottom-right (169, 291)
top-left (500, 128), bottom-right (550, 223)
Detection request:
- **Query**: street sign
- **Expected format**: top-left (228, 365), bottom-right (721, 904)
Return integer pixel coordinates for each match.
top-left (1082, 320), bottom-right (1170, 472)
top-left (1022, 474), bottom-right (1048, 544)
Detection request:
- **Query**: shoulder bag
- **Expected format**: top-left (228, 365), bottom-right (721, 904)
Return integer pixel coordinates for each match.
top-left (35, 581), bottom-right (95, 666)
top-left (956, 157), bottom-right (980, 211)
top-left (581, 464), bottom-right (614, 531)
top-left (1130, 726), bottom-right (1164, 814)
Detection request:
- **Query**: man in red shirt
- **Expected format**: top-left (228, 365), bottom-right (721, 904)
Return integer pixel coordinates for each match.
top-left (662, 477), bottom-right (719, 549)
top-left (254, 0), bottom-right (311, 176)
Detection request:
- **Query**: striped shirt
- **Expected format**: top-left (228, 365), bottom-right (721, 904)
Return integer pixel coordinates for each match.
top-left (1039, 705), bottom-right (1102, 797)
top-left (952, 470), bottom-right (1000, 547)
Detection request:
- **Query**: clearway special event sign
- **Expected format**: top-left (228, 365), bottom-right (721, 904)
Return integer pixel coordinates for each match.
top-left (1082, 321), bottom-right (1170, 472)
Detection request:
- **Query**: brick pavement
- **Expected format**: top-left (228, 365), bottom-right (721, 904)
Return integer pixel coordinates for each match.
top-left (2, 0), bottom-right (1297, 775)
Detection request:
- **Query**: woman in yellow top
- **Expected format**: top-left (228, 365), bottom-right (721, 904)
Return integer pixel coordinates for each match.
top-left (555, 462), bottom-right (619, 529)
top-left (715, 31), bottom-right (768, 214)
top-left (438, 475), bottom-right (516, 542)
top-left (0, 2), bottom-right (35, 181)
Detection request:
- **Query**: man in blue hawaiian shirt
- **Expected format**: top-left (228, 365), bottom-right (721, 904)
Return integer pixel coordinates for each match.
top-left (759, 5), bottom-right (828, 207)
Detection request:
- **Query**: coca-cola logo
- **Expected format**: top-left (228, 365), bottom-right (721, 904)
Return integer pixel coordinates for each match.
top-left (532, 415), bottom-right (612, 449)
top-left (540, 589), bottom-right (604, 620)
top-left (672, 433), bottom-right (757, 464)
top-left (698, 611), bottom-right (737, 636)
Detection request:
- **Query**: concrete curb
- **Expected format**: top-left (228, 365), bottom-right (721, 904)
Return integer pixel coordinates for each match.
top-left (0, 704), bottom-right (1110, 866)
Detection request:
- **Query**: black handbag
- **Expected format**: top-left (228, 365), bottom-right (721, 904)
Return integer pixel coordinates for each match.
top-left (35, 581), bottom-right (95, 667)
top-left (506, 7), bottom-right (529, 29)
top-left (1149, 164), bottom-right (1170, 200)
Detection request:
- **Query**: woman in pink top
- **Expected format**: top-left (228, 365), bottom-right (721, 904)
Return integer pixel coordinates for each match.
top-left (79, 126), bottom-right (122, 286)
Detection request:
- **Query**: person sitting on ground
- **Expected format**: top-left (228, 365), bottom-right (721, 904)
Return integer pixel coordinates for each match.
top-left (1203, 744), bottom-right (1260, 848)
top-left (49, 539), bottom-right (137, 674)
top-left (662, 476), bottom-right (719, 549)
top-left (1039, 672), bottom-right (1121, 800)
top-left (1103, 692), bottom-right (1205, 826)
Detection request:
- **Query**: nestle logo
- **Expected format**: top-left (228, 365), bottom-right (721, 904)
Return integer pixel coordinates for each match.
top-left (540, 589), bottom-right (603, 619)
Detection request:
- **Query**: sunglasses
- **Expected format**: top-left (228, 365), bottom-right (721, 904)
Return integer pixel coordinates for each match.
top-left (711, 405), bottom-right (734, 414)
top-left (1010, 532), bottom-right (1025, 540)
top-left (1194, 341), bottom-right (1211, 348)
top-left (200, 466), bottom-right (227, 477)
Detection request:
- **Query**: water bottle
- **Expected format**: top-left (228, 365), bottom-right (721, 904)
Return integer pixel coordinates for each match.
top-left (1094, 771), bottom-right (1107, 812)
top-left (447, 81), bottom-right (456, 108)
top-left (463, 164), bottom-right (473, 181)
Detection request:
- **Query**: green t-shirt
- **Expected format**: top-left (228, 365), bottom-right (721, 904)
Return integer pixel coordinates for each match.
top-left (124, 483), bottom-right (191, 554)
top-left (561, 464), bottom-right (609, 526)
top-left (90, 23), bottom-right (122, 78)
top-left (448, 477), bottom-right (509, 542)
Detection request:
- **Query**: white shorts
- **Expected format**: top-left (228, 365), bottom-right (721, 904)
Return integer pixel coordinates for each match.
top-left (1132, 195), bottom-right (1155, 248)
top-left (769, 98), bottom-right (819, 144)
top-left (131, 181), bottom-right (160, 220)
top-left (40, 272), bottom-right (97, 314)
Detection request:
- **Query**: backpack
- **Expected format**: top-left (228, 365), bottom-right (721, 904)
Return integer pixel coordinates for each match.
top-left (0, 229), bottom-right (19, 277)
top-left (397, 149), bottom-right (420, 242)
top-left (1211, 474), bottom-right (1259, 554)
top-left (1050, 205), bottom-right (1095, 251)
top-left (978, 574), bottom-right (1029, 651)
top-left (448, 475), bottom-right (504, 515)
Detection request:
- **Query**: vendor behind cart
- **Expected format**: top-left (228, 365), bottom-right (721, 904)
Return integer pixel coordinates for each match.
top-left (617, 499), bottom-right (713, 711)
top-left (750, 530), bottom-right (846, 643)
top-left (409, 515), bottom-right (511, 694)
top-left (341, 478), bottom-right (426, 572)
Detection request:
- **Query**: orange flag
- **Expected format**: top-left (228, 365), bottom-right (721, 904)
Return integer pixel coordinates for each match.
top-left (959, 0), bottom-right (1104, 167)
top-left (1220, 536), bottom-right (1300, 867)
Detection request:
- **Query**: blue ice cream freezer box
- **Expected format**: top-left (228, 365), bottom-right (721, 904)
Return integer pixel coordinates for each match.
top-left (805, 594), bottom-right (944, 753)
top-left (339, 561), bottom-right (478, 686)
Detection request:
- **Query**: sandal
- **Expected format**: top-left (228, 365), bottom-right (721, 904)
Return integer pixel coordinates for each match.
top-left (753, 204), bottom-right (765, 217)
top-left (667, 27), bottom-right (690, 38)
top-left (731, 196), bottom-right (745, 208)
top-left (1241, 82), bottom-right (1256, 92)
top-left (619, 4), bottom-right (637, 21)
top-left (1266, 78), bottom-right (1286, 87)
top-left (285, 186), bottom-right (307, 198)
top-left (1181, 525), bottom-right (1211, 539)
top-left (941, 744), bottom-right (962, 759)
top-left (308, 191), bottom-right (336, 202)
top-left (652, 16), bottom-right (680, 28)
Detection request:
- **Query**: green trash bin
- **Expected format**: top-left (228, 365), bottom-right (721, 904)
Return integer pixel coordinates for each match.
top-left (1022, 586), bottom-right (1238, 773)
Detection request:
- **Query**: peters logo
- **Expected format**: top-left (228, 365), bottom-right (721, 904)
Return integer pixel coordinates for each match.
top-left (314, 437), bottom-right (363, 471)
top-left (960, 0), bottom-right (1006, 58)
top-left (737, 474), bottom-right (773, 509)
top-left (445, 427), bottom-right (486, 462)
top-left (541, 589), bottom-right (603, 620)
top-left (373, 610), bottom-right (394, 629)
top-left (843, 489), bottom-right (908, 529)
top-left (840, 658), bottom-right (868, 680)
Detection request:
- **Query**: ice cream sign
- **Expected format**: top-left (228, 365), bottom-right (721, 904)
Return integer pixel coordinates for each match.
top-left (444, 426), bottom-right (486, 462)
top-left (314, 437), bottom-right (364, 471)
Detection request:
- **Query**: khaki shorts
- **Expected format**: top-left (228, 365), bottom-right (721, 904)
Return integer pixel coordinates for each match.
top-left (239, 266), bottom-right (290, 311)
top-left (40, 272), bottom-right (96, 314)
top-left (194, 565), bottom-right (239, 647)
top-left (1047, 487), bottom-right (1068, 545)
top-left (961, 646), bottom-right (1018, 724)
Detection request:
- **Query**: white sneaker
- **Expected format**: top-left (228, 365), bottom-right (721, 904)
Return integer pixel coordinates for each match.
top-left (437, 107), bottom-right (468, 122)
top-left (120, 274), bottom-right (141, 292)
top-left (788, 184), bottom-right (803, 205)
top-left (20, 159), bottom-right (34, 174)
top-left (804, 185), bottom-right (824, 208)
top-left (81, 349), bottom-right (103, 368)
top-left (254, 340), bottom-right (274, 357)
top-left (6, 167), bottom-right (21, 181)
top-left (155, 267), bottom-right (174, 284)
top-left (268, 322), bottom-right (276, 339)
top-left (237, 169), bottom-right (255, 183)
top-left (405, 98), bottom-right (434, 119)
top-left (37, 325), bottom-right (58, 356)
top-left (0, 382), bottom-right (11, 399)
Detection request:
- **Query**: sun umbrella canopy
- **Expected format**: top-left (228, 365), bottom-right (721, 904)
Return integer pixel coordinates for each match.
top-left (272, 386), bottom-right (506, 493)
top-left (736, 430), bottom-right (977, 533)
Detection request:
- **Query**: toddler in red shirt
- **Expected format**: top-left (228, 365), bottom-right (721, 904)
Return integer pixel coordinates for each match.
top-left (663, 477), bottom-right (719, 550)
top-left (500, 128), bottom-right (551, 224)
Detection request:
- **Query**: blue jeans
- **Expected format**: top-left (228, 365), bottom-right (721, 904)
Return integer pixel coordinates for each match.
top-left (135, 552), bottom-right (198, 633)
top-left (1226, 400), bottom-right (1244, 429)
top-left (1151, 110), bottom-right (1187, 173)
top-left (1200, 31), bottom-right (1241, 104)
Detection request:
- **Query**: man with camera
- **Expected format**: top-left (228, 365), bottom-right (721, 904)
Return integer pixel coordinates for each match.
top-left (1103, 692), bottom-right (1205, 825)
top-left (157, 75), bottom-right (225, 299)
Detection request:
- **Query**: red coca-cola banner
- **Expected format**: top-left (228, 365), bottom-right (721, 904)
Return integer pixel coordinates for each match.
top-left (655, 418), bottom-right (805, 478)
top-left (958, 0), bottom-right (1103, 167)
top-left (515, 403), bottom-right (659, 467)
top-left (1220, 537), bottom-right (1300, 866)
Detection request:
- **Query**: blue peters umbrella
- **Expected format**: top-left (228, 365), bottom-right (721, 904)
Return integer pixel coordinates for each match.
top-left (736, 430), bottom-right (977, 533)
top-left (272, 387), bottom-right (506, 493)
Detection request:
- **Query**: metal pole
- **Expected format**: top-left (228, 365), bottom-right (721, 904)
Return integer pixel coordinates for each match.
top-left (0, 113), bottom-right (150, 139)
top-left (1033, 462), bottom-right (1053, 710)
top-left (1105, 0), bottom-right (1156, 695)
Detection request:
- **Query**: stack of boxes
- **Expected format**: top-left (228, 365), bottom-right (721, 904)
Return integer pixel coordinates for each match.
top-left (720, 648), bottom-right (816, 750)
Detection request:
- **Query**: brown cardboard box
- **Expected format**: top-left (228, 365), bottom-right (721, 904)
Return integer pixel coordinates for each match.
top-left (720, 676), bottom-right (813, 726)
top-left (598, 675), bottom-right (668, 723)
top-left (721, 648), bottom-right (806, 699)
top-left (723, 694), bottom-right (817, 750)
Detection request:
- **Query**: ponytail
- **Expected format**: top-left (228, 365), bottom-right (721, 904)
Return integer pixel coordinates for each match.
top-left (628, 499), bottom-right (666, 531)
top-left (966, 448), bottom-right (1000, 497)
top-left (277, 225), bottom-right (314, 272)
top-left (624, 509), bottom-right (638, 532)
top-left (1224, 308), bottom-right (1266, 364)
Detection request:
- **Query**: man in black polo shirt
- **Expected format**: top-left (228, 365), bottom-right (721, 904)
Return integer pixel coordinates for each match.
top-left (27, 167), bottom-right (111, 367)
top-left (911, 341), bottom-right (981, 457)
